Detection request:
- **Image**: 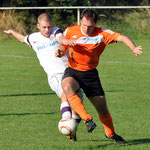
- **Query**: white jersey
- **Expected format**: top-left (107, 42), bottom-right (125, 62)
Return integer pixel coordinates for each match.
top-left (24, 27), bottom-right (68, 77)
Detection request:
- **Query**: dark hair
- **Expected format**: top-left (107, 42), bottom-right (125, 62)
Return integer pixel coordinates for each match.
top-left (81, 8), bottom-right (98, 23)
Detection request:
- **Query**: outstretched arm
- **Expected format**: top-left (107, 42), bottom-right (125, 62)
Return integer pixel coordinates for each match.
top-left (117, 34), bottom-right (142, 56)
top-left (4, 29), bottom-right (25, 43)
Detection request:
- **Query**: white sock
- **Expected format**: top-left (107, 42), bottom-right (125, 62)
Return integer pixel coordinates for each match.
top-left (72, 113), bottom-right (81, 125)
top-left (60, 102), bottom-right (72, 119)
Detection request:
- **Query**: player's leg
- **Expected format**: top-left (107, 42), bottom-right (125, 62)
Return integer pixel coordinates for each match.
top-left (89, 95), bottom-right (115, 137)
top-left (48, 74), bottom-right (81, 142)
top-left (49, 73), bottom-right (85, 122)
top-left (89, 96), bottom-right (125, 143)
top-left (62, 76), bottom-right (93, 122)
top-left (48, 74), bottom-right (72, 119)
top-left (67, 89), bottom-right (84, 142)
top-left (60, 92), bottom-right (72, 119)
top-left (72, 89), bottom-right (84, 125)
top-left (62, 68), bottom-right (96, 132)
top-left (82, 68), bottom-right (125, 142)
top-left (83, 68), bottom-right (114, 137)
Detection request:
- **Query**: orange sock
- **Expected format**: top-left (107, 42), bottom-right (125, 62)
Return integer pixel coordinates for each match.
top-left (67, 93), bottom-right (93, 122)
top-left (98, 112), bottom-right (115, 137)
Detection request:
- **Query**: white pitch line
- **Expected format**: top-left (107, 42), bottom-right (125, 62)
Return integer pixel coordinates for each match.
top-left (0, 54), bottom-right (35, 59)
top-left (0, 54), bottom-right (149, 65)
top-left (101, 60), bottom-right (150, 65)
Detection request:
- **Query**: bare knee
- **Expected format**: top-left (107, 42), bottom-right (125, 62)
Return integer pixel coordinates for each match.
top-left (62, 77), bottom-right (80, 96)
top-left (62, 84), bottom-right (73, 95)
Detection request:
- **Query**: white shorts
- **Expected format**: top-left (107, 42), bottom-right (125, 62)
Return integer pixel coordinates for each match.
top-left (48, 73), bottom-right (84, 101)
top-left (48, 73), bottom-right (64, 98)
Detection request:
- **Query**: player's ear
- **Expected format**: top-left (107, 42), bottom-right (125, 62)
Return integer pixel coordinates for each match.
top-left (37, 23), bottom-right (40, 29)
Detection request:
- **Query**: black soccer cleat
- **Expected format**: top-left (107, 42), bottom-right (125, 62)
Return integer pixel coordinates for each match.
top-left (105, 133), bottom-right (126, 143)
top-left (67, 133), bottom-right (77, 142)
top-left (85, 119), bottom-right (97, 132)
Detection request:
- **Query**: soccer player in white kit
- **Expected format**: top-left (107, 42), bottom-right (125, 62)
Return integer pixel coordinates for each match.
top-left (4, 13), bottom-right (82, 141)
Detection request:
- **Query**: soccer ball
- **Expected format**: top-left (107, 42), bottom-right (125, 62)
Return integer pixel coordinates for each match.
top-left (58, 117), bottom-right (77, 136)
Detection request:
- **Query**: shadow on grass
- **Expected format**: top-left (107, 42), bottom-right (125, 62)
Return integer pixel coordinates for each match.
top-left (88, 138), bottom-right (150, 149)
top-left (0, 92), bottom-right (55, 97)
top-left (0, 112), bottom-right (56, 117)
top-left (124, 138), bottom-right (150, 146)
top-left (0, 93), bottom-right (57, 117)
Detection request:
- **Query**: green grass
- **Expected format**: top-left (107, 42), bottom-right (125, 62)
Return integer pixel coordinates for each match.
top-left (98, 11), bottom-right (150, 39)
top-left (0, 39), bottom-right (150, 150)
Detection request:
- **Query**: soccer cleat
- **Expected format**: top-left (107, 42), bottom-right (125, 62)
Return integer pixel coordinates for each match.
top-left (85, 119), bottom-right (97, 132)
top-left (67, 134), bottom-right (77, 142)
top-left (105, 133), bottom-right (126, 143)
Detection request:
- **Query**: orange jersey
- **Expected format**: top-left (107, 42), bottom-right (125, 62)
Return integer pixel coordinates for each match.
top-left (64, 25), bottom-right (120, 71)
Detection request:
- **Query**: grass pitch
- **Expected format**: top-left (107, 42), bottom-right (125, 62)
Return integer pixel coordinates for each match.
top-left (0, 39), bottom-right (150, 150)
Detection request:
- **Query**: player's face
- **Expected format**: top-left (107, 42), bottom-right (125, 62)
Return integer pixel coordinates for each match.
top-left (81, 16), bottom-right (96, 35)
top-left (37, 20), bottom-right (52, 38)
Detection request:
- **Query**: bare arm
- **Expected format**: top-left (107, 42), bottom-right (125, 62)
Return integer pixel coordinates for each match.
top-left (56, 34), bottom-right (76, 46)
top-left (117, 34), bottom-right (142, 56)
top-left (4, 29), bottom-right (25, 43)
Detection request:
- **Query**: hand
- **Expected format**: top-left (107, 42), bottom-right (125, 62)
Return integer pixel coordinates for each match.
top-left (4, 29), bottom-right (13, 34)
top-left (55, 49), bottom-right (64, 57)
top-left (62, 39), bottom-right (76, 46)
top-left (132, 46), bottom-right (143, 56)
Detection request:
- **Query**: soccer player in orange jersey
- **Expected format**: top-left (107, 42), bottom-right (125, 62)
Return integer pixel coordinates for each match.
top-left (56, 9), bottom-right (142, 143)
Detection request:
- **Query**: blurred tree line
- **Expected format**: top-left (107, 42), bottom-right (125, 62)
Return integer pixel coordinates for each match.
top-left (0, 0), bottom-right (149, 7)
top-left (0, 0), bottom-right (150, 34)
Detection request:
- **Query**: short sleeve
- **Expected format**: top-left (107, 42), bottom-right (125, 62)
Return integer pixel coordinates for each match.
top-left (24, 35), bottom-right (32, 48)
top-left (102, 28), bottom-right (120, 45)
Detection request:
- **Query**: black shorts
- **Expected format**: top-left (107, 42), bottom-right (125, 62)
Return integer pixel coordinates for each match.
top-left (63, 67), bottom-right (105, 98)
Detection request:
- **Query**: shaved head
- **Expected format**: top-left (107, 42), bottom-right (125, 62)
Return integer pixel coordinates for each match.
top-left (38, 13), bottom-right (51, 24)
top-left (37, 13), bottom-right (52, 37)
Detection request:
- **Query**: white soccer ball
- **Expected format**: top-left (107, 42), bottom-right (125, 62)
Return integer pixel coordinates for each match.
top-left (58, 117), bottom-right (77, 136)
